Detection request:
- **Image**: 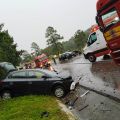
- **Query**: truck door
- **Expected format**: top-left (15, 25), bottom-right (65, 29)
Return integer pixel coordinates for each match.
top-left (96, 30), bottom-right (107, 50)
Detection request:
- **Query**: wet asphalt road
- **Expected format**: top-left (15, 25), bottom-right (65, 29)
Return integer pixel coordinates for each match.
top-left (53, 55), bottom-right (120, 120)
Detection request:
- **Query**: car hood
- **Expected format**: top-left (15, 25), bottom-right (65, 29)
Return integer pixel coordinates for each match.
top-left (56, 71), bottom-right (72, 79)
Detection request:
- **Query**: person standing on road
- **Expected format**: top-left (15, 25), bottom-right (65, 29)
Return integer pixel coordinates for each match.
top-left (52, 57), bottom-right (57, 65)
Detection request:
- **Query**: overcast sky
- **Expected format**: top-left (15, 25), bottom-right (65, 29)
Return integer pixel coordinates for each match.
top-left (0, 0), bottom-right (97, 52)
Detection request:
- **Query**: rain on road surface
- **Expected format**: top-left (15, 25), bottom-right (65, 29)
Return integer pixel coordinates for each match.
top-left (53, 55), bottom-right (120, 120)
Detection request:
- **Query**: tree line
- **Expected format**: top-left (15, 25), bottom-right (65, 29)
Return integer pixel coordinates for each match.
top-left (42, 26), bottom-right (88, 56)
top-left (0, 24), bottom-right (89, 64)
top-left (0, 24), bottom-right (21, 66)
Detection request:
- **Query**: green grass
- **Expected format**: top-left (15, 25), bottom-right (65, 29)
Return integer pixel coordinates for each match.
top-left (0, 96), bottom-right (69, 120)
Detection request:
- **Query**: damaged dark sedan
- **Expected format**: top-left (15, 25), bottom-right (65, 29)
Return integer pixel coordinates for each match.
top-left (0, 69), bottom-right (74, 99)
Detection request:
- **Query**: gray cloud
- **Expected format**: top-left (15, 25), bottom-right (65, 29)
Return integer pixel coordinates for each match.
top-left (0, 0), bottom-right (97, 52)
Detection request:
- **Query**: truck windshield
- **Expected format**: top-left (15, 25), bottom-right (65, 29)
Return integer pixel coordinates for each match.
top-left (102, 8), bottom-right (120, 29)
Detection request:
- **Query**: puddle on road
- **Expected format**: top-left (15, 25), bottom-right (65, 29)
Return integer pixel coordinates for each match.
top-left (59, 56), bottom-right (120, 120)
top-left (57, 58), bottom-right (120, 120)
top-left (91, 61), bottom-right (120, 90)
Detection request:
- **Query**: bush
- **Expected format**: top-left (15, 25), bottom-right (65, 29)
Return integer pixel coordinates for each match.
top-left (0, 66), bottom-right (7, 80)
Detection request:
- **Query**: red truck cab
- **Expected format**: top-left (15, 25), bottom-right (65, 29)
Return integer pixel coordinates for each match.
top-left (34, 54), bottom-right (50, 68)
top-left (96, 0), bottom-right (120, 65)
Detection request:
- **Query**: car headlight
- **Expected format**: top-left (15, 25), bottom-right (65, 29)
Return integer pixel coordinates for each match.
top-left (48, 61), bottom-right (51, 64)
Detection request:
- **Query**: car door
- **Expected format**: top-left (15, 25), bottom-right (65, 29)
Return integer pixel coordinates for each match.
top-left (28, 70), bottom-right (51, 95)
top-left (6, 71), bottom-right (30, 96)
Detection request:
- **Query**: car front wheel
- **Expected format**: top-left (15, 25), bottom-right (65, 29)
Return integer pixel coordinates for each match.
top-left (54, 86), bottom-right (65, 98)
top-left (1, 90), bottom-right (12, 100)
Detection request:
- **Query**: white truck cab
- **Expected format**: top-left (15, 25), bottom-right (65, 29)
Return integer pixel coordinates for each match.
top-left (83, 30), bottom-right (110, 62)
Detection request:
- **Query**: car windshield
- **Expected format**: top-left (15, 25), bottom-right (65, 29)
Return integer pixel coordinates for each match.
top-left (87, 32), bottom-right (97, 46)
top-left (102, 9), bottom-right (120, 28)
top-left (39, 69), bottom-right (59, 77)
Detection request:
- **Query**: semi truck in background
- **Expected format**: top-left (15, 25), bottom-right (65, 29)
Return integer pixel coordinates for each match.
top-left (83, 26), bottom-right (110, 62)
top-left (96, 0), bottom-right (120, 65)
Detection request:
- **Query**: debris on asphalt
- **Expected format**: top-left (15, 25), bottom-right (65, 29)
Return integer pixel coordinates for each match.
top-left (80, 90), bottom-right (90, 98)
top-left (70, 82), bottom-right (76, 90)
top-left (68, 96), bottom-right (79, 107)
top-left (56, 56), bottom-right (120, 120)
top-left (100, 109), bottom-right (111, 112)
top-left (79, 105), bottom-right (89, 112)
top-left (57, 100), bottom-right (76, 120)
top-left (40, 111), bottom-right (49, 118)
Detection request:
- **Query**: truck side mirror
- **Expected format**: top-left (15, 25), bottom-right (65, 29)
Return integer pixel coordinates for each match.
top-left (95, 16), bottom-right (99, 25)
top-left (95, 16), bottom-right (104, 32)
top-left (87, 42), bottom-right (91, 47)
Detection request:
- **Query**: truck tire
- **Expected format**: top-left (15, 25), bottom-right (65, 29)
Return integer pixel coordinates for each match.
top-left (103, 55), bottom-right (111, 60)
top-left (88, 54), bottom-right (96, 62)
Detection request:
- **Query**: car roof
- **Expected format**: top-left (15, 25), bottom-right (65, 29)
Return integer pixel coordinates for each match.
top-left (8, 69), bottom-right (58, 77)
top-left (9, 69), bottom-right (54, 74)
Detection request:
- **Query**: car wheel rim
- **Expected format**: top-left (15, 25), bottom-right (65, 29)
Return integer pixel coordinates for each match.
top-left (2, 93), bottom-right (11, 100)
top-left (55, 88), bottom-right (64, 98)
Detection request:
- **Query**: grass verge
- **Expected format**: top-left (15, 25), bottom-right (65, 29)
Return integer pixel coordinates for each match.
top-left (0, 96), bottom-right (69, 120)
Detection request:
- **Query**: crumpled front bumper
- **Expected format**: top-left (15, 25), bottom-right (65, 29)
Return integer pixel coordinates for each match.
top-left (70, 81), bottom-right (79, 91)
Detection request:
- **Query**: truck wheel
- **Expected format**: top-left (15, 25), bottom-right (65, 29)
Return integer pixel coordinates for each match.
top-left (53, 86), bottom-right (65, 98)
top-left (88, 54), bottom-right (96, 62)
top-left (103, 55), bottom-right (111, 60)
top-left (1, 90), bottom-right (12, 100)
